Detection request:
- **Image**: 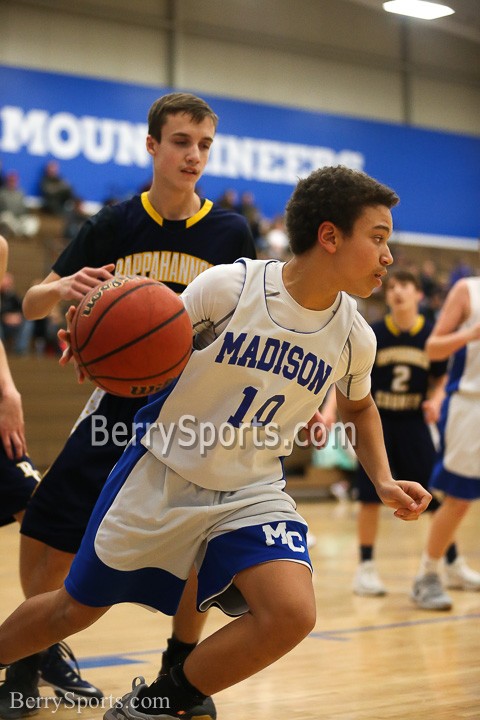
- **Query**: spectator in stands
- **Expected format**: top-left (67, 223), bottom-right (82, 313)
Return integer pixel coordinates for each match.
top-left (32, 310), bottom-right (65, 357)
top-left (448, 257), bottom-right (474, 288)
top-left (264, 215), bottom-right (290, 260)
top-left (236, 191), bottom-right (263, 246)
top-left (217, 188), bottom-right (238, 211)
top-left (419, 259), bottom-right (446, 323)
top-left (0, 171), bottom-right (40, 239)
top-left (62, 197), bottom-right (90, 245)
top-left (0, 272), bottom-right (33, 356)
top-left (39, 160), bottom-right (75, 216)
top-left (420, 259), bottom-right (440, 300)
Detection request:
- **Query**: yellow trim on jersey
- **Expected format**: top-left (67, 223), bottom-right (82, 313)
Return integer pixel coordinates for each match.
top-left (385, 314), bottom-right (425, 337)
top-left (141, 192), bottom-right (163, 225)
top-left (186, 199), bottom-right (213, 227)
top-left (141, 193), bottom-right (213, 228)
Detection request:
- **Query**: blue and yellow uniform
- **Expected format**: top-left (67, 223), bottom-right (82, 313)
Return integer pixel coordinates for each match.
top-left (0, 447), bottom-right (40, 526)
top-left (21, 193), bottom-right (255, 552)
top-left (356, 313), bottom-right (447, 503)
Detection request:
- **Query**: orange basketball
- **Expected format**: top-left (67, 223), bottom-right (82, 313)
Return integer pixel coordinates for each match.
top-left (70, 276), bottom-right (192, 397)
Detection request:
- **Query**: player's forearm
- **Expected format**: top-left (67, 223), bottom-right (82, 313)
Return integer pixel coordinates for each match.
top-left (426, 326), bottom-right (480, 360)
top-left (338, 399), bottom-right (392, 489)
top-left (0, 342), bottom-right (20, 399)
top-left (23, 281), bottom-right (62, 320)
top-left (427, 375), bottom-right (447, 403)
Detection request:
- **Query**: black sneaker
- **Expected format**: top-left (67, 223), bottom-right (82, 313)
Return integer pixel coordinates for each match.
top-left (158, 655), bottom-right (216, 720)
top-left (104, 676), bottom-right (215, 720)
top-left (39, 642), bottom-right (103, 701)
top-left (0, 655), bottom-right (41, 720)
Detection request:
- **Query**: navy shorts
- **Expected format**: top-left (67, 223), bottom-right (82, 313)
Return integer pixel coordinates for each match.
top-left (20, 392), bottom-right (146, 552)
top-left (0, 444), bottom-right (40, 526)
top-left (356, 413), bottom-right (438, 507)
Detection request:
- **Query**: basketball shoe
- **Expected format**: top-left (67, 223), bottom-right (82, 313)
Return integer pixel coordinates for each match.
top-left (353, 560), bottom-right (387, 596)
top-left (0, 655), bottom-right (40, 719)
top-left (39, 642), bottom-right (103, 700)
top-left (104, 676), bottom-right (215, 720)
top-left (445, 557), bottom-right (480, 591)
top-left (159, 650), bottom-right (216, 720)
top-left (411, 573), bottom-right (453, 610)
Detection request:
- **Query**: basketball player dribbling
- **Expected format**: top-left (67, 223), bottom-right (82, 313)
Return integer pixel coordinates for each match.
top-left (0, 166), bottom-right (432, 720)
top-left (0, 93), bottom-right (255, 720)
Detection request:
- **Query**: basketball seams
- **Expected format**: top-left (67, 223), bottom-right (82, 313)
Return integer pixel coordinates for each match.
top-left (73, 280), bottom-right (165, 354)
top-left (91, 346), bottom-right (192, 383)
top-left (70, 276), bottom-right (192, 397)
top-left (80, 306), bottom-right (189, 368)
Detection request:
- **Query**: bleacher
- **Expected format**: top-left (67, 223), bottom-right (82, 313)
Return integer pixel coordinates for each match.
top-left (9, 355), bottom-right (93, 472)
top-left (7, 214), bottom-right (91, 471)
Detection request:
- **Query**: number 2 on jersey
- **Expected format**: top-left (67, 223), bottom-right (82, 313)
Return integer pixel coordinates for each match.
top-left (391, 364), bottom-right (411, 393)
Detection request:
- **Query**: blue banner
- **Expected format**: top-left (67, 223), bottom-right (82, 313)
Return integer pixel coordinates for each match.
top-left (1, 64), bottom-right (479, 244)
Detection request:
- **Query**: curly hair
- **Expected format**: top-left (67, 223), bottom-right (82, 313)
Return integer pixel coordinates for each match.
top-left (148, 93), bottom-right (219, 141)
top-left (285, 166), bottom-right (399, 255)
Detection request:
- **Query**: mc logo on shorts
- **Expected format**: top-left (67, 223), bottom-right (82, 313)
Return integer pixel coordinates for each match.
top-left (261, 522), bottom-right (305, 553)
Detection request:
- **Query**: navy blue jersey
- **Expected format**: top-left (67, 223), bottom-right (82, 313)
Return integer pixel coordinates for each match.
top-left (53, 194), bottom-right (256, 293)
top-left (371, 314), bottom-right (447, 416)
top-left (356, 313), bottom-right (448, 502)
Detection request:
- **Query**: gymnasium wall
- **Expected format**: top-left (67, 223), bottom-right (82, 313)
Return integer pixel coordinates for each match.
top-left (1, 0), bottom-right (479, 248)
top-left (1, 0), bottom-right (478, 134)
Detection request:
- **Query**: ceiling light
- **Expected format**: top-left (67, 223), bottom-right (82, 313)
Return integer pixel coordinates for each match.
top-left (383, 1), bottom-right (455, 20)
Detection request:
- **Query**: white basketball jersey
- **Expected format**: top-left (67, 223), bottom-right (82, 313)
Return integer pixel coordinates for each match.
top-left (143, 259), bottom-right (358, 491)
top-left (449, 277), bottom-right (480, 397)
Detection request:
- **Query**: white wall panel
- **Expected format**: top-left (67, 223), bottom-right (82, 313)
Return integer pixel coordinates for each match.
top-left (411, 79), bottom-right (480, 135)
top-left (1, 0), bottom-right (479, 136)
top-left (0, 4), bottom-right (168, 85)
top-left (178, 36), bottom-right (404, 123)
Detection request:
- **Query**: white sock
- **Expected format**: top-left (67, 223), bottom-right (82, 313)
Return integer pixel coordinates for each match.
top-left (418, 551), bottom-right (440, 577)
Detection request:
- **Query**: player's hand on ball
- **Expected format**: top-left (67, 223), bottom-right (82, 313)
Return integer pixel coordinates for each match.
top-left (58, 264), bottom-right (115, 302)
top-left (58, 306), bottom-right (86, 384)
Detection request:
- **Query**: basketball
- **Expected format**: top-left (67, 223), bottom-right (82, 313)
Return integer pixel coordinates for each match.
top-left (70, 276), bottom-right (193, 397)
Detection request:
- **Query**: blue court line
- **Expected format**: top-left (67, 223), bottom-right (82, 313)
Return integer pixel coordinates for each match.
top-left (309, 611), bottom-right (480, 642)
top-left (79, 648), bottom-right (162, 669)
top-left (78, 611), bottom-right (480, 667)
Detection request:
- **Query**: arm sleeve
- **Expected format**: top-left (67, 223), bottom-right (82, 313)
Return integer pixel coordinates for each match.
top-left (181, 263), bottom-right (246, 348)
top-left (429, 358), bottom-right (448, 377)
top-left (335, 313), bottom-right (376, 401)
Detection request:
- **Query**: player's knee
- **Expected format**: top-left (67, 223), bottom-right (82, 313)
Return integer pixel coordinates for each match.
top-left (445, 495), bottom-right (470, 519)
top-left (264, 596), bottom-right (316, 644)
top-left (289, 599), bottom-right (316, 640)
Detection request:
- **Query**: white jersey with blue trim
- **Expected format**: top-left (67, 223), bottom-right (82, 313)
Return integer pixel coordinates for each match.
top-left (142, 258), bottom-right (361, 491)
top-left (447, 277), bottom-right (480, 397)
